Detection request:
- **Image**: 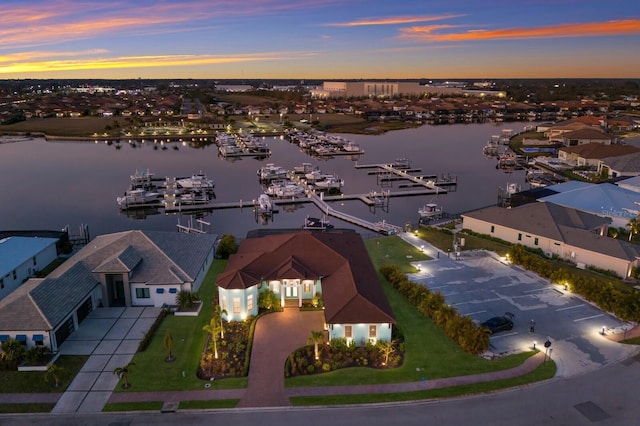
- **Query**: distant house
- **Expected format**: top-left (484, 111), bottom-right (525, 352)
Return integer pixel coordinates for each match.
top-left (216, 230), bottom-right (396, 345)
top-left (558, 143), bottom-right (640, 167)
top-left (0, 236), bottom-right (59, 302)
top-left (561, 128), bottom-right (614, 146)
top-left (0, 230), bottom-right (217, 351)
top-left (462, 202), bottom-right (640, 278)
top-left (598, 152), bottom-right (640, 178)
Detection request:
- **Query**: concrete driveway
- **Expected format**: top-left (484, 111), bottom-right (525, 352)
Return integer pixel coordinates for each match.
top-left (53, 306), bottom-right (161, 413)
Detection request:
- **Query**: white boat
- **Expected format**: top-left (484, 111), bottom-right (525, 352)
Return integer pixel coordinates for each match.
top-left (257, 163), bottom-right (288, 181)
top-left (418, 203), bottom-right (443, 219)
top-left (176, 172), bottom-right (215, 190)
top-left (314, 176), bottom-right (344, 191)
top-left (257, 193), bottom-right (272, 212)
top-left (303, 215), bottom-right (333, 230)
top-left (175, 191), bottom-right (210, 205)
top-left (266, 181), bottom-right (305, 198)
top-left (117, 189), bottom-right (163, 209)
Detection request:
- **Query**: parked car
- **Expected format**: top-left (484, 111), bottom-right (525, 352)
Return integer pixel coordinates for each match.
top-left (481, 312), bottom-right (514, 334)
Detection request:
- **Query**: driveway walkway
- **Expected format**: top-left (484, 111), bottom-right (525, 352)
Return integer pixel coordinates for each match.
top-left (52, 307), bottom-right (160, 413)
top-left (236, 308), bottom-right (326, 407)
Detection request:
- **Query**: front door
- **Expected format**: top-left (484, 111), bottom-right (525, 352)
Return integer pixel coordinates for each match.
top-left (112, 280), bottom-right (126, 306)
top-left (285, 285), bottom-right (298, 298)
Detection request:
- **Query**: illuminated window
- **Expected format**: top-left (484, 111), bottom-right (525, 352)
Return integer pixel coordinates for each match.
top-left (247, 294), bottom-right (254, 311)
top-left (232, 297), bottom-right (241, 314)
top-left (222, 294), bottom-right (227, 310)
top-left (344, 325), bottom-right (352, 338)
top-left (369, 325), bottom-right (377, 338)
top-left (303, 282), bottom-right (311, 293)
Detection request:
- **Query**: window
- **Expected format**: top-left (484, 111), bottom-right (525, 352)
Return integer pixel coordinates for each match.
top-left (232, 297), bottom-right (241, 314)
top-left (518, 233), bottom-right (522, 241)
top-left (156, 288), bottom-right (165, 294)
top-left (369, 325), bottom-right (377, 338)
top-left (490, 225), bottom-right (495, 233)
top-left (344, 325), bottom-right (352, 339)
top-left (303, 282), bottom-right (311, 293)
top-left (247, 294), bottom-right (254, 311)
top-left (136, 288), bottom-right (150, 299)
top-left (222, 295), bottom-right (227, 310)
top-left (169, 288), bottom-right (177, 294)
top-left (534, 237), bottom-right (539, 246)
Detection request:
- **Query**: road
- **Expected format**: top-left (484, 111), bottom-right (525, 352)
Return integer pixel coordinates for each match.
top-left (3, 355), bottom-right (638, 425)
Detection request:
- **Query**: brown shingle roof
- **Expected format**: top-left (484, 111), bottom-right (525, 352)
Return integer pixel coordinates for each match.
top-left (217, 231), bottom-right (395, 325)
top-left (560, 143), bottom-right (640, 159)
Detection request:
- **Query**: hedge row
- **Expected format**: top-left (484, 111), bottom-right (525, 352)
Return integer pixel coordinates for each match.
top-left (507, 245), bottom-right (640, 322)
top-left (380, 264), bottom-right (490, 355)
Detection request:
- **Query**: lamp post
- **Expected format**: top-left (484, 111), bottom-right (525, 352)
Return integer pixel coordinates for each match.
top-left (544, 339), bottom-right (551, 362)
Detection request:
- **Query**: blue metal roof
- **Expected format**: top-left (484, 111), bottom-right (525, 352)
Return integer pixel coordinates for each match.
top-left (0, 236), bottom-right (58, 277)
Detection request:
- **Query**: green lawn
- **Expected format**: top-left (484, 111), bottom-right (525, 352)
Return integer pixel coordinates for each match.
top-left (285, 236), bottom-right (541, 388)
top-left (365, 235), bottom-right (431, 273)
top-left (291, 361), bottom-right (556, 405)
top-left (0, 356), bottom-right (88, 393)
top-left (113, 260), bottom-right (247, 392)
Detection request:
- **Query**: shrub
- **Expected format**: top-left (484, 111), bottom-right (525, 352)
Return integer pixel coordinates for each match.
top-left (25, 346), bottom-right (53, 365)
top-left (137, 309), bottom-right (168, 352)
top-left (176, 290), bottom-right (200, 310)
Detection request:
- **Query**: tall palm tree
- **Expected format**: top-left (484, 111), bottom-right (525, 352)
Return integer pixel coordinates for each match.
top-left (308, 330), bottom-right (324, 360)
top-left (113, 362), bottom-right (135, 389)
top-left (203, 318), bottom-right (222, 359)
top-left (627, 216), bottom-right (640, 242)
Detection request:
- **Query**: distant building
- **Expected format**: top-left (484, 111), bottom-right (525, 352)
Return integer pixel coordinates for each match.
top-left (215, 84), bottom-right (253, 92)
top-left (310, 81), bottom-right (505, 99)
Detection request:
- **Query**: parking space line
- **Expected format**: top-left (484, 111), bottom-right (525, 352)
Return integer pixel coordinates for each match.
top-left (556, 304), bottom-right (585, 311)
top-left (462, 310), bottom-right (486, 316)
top-left (574, 314), bottom-right (604, 322)
top-left (523, 288), bottom-right (547, 293)
top-left (490, 331), bottom-right (518, 339)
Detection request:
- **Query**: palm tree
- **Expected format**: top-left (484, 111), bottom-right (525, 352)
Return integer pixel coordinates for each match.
top-left (0, 338), bottom-right (26, 368)
top-left (113, 362), bottom-right (135, 389)
top-left (377, 340), bottom-right (395, 366)
top-left (219, 308), bottom-right (228, 339)
top-left (202, 318), bottom-right (222, 359)
top-left (308, 330), bottom-right (324, 360)
top-left (44, 363), bottom-right (63, 388)
top-left (164, 329), bottom-right (176, 362)
top-left (627, 216), bottom-right (640, 241)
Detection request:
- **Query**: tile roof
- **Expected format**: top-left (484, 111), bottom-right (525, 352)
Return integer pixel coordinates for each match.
top-left (462, 202), bottom-right (610, 241)
top-left (601, 152), bottom-right (640, 173)
top-left (217, 231), bottom-right (395, 325)
top-left (560, 143), bottom-right (640, 159)
top-left (0, 280), bottom-right (49, 330)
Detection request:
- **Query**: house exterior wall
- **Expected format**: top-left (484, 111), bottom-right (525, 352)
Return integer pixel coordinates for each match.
top-left (329, 322), bottom-right (392, 344)
top-left (219, 286), bottom-right (259, 322)
top-left (0, 329), bottom-right (51, 351)
top-left (462, 216), bottom-right (632, 278)
top-left (191, 245), bottom-right (216, 293)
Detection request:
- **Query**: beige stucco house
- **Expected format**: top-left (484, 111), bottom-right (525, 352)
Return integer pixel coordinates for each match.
top-left (462, 203), bottom-right (640, 279)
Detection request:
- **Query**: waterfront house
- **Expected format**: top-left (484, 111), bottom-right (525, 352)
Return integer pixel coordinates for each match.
top-left (0, 230), bottom-right (217, 351)
top-left (557, 143), bottom-right (640, 167)
top-left (462, 202), bottom-right (640, 278)
top-left (216, 230), bottom-right (396, 344)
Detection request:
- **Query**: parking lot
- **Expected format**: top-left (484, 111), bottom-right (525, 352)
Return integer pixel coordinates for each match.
top-left (406, 244), bottom-right (636, 376)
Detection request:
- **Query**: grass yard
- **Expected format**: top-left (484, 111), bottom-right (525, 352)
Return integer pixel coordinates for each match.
top-left (113, 260), bottom-right (247, 392)
top-left (0, 356), bottom-right (88, 393)
top-left (290, 361), bottom-right (556, 405)
top-left (0, 117), bottom-right (120, 137)
top-left (365, 235), bottom-right (431, 274)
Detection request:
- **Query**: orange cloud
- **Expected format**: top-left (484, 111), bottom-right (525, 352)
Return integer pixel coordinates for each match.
top-left (400, 19), bottom-right (640, 42)
top-left (327, 14), bottom-right (465, 27)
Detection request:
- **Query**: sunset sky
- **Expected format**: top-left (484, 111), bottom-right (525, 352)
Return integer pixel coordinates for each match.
top-left (1, 0), bottom-right (639, 80)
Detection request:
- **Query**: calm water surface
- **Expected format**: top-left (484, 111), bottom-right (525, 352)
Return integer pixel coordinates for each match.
top-left (0, 123), bottom-right (532, 239)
